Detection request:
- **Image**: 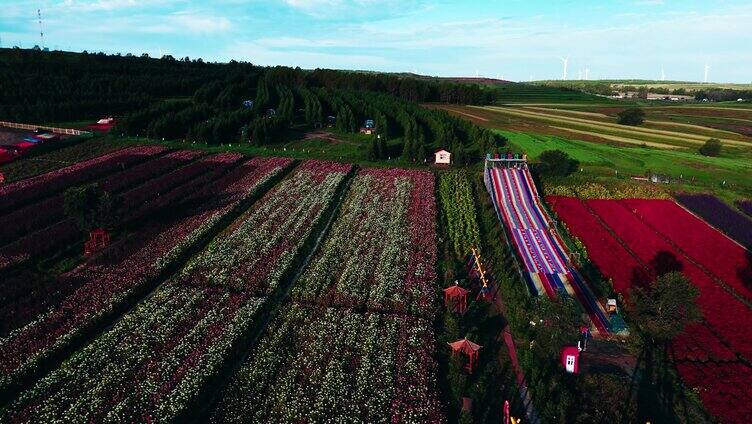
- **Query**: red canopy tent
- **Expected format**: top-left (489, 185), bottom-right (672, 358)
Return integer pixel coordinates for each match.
top-left (448, 338), bottom-right (482, 373)
top-left (443, 284), bottom-right (469, 314)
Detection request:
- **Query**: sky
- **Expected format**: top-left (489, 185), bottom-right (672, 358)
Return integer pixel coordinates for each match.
top-left (1, 0), bottom-right (751, 83)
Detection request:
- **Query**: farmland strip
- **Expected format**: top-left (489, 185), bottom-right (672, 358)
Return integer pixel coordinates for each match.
top-left (482, 106), bottom-right (751, 147)
top-left (211, 304), bottom-right (443, 423)
top-left (289, 168), bottom-right (437, 317)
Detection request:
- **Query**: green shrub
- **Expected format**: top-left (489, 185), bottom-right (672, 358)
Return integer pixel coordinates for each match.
top-left (535, 150), bottom-right (579, 177)
top-left (617, 108), bottom-right (645, 126)
top-left (698, 138), bottom-right (722, 157)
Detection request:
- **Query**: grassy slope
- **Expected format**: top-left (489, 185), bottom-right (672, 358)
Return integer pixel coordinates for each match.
top-left (498, 130), bottom-right (752, 196)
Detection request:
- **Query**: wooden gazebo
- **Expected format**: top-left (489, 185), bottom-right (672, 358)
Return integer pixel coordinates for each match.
top-left (443, 283), bottom-right (469, 314)
top-left (448, 338), bottom-right (482, 374)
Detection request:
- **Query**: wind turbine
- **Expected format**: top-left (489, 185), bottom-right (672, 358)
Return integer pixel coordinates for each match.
top-left (585, 67), bottom-right (590, 80)
top-left (578, 70), bottom-right (582, 80)
top-left (661, 67), bottom-right (666, 81)
top-left (704, 63), bottom-right (710, 83)
top-left (560, 57), bottom-right (569, 80)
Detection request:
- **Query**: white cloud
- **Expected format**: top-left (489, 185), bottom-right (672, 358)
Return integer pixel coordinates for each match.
top-left (224, 40), bottom-right (394, 69)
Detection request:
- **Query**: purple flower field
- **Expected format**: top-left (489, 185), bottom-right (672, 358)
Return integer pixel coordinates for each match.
top-left (737, 200), bottom-right (752, 218)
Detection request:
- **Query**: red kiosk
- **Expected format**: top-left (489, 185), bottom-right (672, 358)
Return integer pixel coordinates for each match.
top-left (448, 338), bottom-right (482, 374)
top-left (560, 345), bottom-right (581, 374)
top-left (443, 283), bottom-right (469, 315)
top-left (84, 228), bottom-right (111, 256)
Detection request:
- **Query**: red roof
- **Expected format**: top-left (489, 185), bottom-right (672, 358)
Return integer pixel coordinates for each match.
top-left (88, 123), bottom-right (115, 132)
top-left (443, 285), bottom-right (469, 297)
top-left (448, 338), bottom-right (482, 354)
top-left (15, 141), bottom-right (36, 150)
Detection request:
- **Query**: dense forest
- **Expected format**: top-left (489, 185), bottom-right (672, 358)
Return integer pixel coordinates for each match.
top-left (0, 48), bottom-right (495, 123)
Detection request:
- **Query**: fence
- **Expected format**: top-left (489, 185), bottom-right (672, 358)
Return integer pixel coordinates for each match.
top-left (0, 121), bottom-right (91, 136)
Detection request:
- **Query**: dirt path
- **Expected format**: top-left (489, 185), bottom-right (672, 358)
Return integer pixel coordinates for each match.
top-left (440, 107), bottom-right (490, 122)
top-left (303, 130), bottom-right (348, 143)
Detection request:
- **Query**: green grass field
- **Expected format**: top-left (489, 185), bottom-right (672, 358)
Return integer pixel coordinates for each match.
top-left (497, 130), bottom-right (752, 195)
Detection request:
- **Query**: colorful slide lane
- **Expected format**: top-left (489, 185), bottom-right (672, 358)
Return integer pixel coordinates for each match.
top-left (485, 165), bottom-right (610, 335)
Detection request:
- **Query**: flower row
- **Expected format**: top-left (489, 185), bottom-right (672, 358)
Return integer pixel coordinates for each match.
top-left (0, 152), bottom-right (238, 271)
top-left (212, 304), bottom-right (444, 424)
top-left (0, 149), bottom-right (201, 247)
top-left (0, 145), bottom-right (165, 213)
top-left (3, 283), bottom-right (265, 423)
top-left (737, 199), bottom-right (752, 217)
top-left (0, 155), bottom-right (290, 393)
top-left (177, 160), bottom-right (351, 295)
top-left (289, 168), bottom-right (437, 317)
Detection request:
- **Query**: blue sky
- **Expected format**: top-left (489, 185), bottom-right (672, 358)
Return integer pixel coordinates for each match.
top-left (1, 0), bottom-right (751, 83)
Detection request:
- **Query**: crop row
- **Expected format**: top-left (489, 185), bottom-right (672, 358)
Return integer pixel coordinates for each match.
top-left (0, 150), bottom-right (201, 247)
top-left (212, 303), bottom-right (443, 423)
top-left (290, 168), bottom-right (437, 317)
top-left (0, 145), bottom-right (165, 214)
top-left (3, 284), bottom-right (266, 423)
top-left (0, 155), bottom-right (290, 393)
top-left (676, 194), bottom-right (752, 250)
top-left (438, 171), bottom-right (481, 258)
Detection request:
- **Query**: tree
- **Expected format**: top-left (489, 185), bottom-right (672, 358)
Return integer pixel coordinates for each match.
top-left (617, 108), bottom-right (645, 126)
top-left (699, 138), bottom-right (722, 157)
top-left (529, 296), bottom-right (582, 361)
top-left (535, 150), bottom-right (579, 177)
top-left (63, 184), bottom-right (121, 232)
top-left (630, 272), bottom-right (701, 346)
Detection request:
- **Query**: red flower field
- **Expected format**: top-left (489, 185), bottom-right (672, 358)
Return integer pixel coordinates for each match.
top-left (547, 196), bottom-right (752, 423)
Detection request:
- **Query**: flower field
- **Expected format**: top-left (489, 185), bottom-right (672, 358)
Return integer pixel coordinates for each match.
top-left (212, 304), bottom-right (443, 424)
top-left (177, 160), bottom-right (352, 296)
top-left (438, 171), bottom-right (481, 258)
top-left (737, 200), bottom-right (752, 217)
top-left (676, 194), bottom-right (752, 249)
top-left (0, 149), bottom-right (201, 246)
top-left (2, 284), bottom-right (266, 423)
top-left (289, 168), bottom-right (437, 316)
top-left (0, 148), bottom-right (452, 422)
top-left (0, 155), bottom-right (291, 393)
top-left (0, 160), bottom-right (400, 422)
top-left (0, 145), bottom-right (164, 214)
top-left (547, 195), bottom-right (752, 422)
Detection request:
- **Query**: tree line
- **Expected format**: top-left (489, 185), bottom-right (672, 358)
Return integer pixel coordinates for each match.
top-left (0, 48), bottom-right (499, 124)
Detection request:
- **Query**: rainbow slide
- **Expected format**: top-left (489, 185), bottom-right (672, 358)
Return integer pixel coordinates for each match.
top-left (485, 166), bottom-right (610, 334)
